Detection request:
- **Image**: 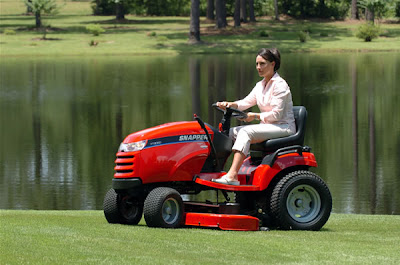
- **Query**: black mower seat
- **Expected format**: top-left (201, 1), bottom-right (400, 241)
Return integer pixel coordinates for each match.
top-left (250, 106), bottom-right (307, 153)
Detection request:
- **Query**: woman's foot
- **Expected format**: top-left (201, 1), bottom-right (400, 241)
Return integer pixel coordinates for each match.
top-left (212, 175), bottom-right (240, 185)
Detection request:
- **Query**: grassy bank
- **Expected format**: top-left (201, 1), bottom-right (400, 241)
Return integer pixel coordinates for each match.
top-left (0, 0), bottom-right (399, 57)
top-left (1, 210), bottom-right (399, 264)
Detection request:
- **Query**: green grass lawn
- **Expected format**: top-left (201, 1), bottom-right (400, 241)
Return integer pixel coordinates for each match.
top-left (0, 0), bottom-right (399, 57)
top-left (1, 210), bottom-right (399, 264)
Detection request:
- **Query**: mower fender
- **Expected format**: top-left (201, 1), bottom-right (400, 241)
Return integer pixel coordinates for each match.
top-left (252, 152), bottom-right (317, 191)
top-left (168, 148), bottom-right (210, 180)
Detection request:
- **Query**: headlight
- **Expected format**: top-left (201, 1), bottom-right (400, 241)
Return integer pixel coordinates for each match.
top-left (118, 140), bottom-right (147, 152)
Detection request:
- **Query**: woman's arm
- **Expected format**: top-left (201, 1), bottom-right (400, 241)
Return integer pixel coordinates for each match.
top-left (260, 81), bottom-right (290, 123)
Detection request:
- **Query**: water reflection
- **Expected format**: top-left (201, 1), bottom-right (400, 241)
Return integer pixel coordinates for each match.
top-left (0, 53), bottom-right (399, 214)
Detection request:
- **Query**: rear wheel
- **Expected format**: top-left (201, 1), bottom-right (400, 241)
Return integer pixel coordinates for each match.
top-left (143, 187), bottom-right (184, 228)
top-left (103, 188), bottom-right (143, 225)
top-left (270, 170), bottom-right (332, 230)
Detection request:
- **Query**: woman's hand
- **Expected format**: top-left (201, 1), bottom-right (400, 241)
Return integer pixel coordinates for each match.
top-left (216, 101), bottom-right (238, 110)
top-left (241, 112), bottom-right (260, 122)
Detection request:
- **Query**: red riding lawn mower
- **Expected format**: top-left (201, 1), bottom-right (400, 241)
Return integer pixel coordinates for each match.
top-left (103, 104), bottom-right (332, 231)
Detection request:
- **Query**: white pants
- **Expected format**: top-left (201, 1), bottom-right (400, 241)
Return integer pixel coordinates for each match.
top-left (229, 123), bottom-right (294, 156)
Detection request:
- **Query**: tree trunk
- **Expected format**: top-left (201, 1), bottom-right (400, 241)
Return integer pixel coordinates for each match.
top-left (189, 0), bottom-right (201, 43)
top-left (190, 57), bottom-right (201, 116)
top-left (116, 3), bottom-right (125, 20)
top-left (351, 0), bottom-right (359, 19)
top-left (274, 0), bottom-right (279, 20)
top-left (317, 0), bottom-right (326, 17)
top-left (350, 58), bottom-right (359, 212)
top-left (35, 11), bottom-right (41, 28)
top-left (365, 8), bottom-right (374, 23)
top-left (93, 0), bottom-right (101, 15)
top-left (221, 0), bottom-right (227, 27)
top-left (26, 0), bottom-right (33, 13)
top-left (31, 64), bottom-right (42, 182)
top-left (368, 82), bottom-right (377, 214)
top-left (249, 0), bottom-right (256, 22)
top-left (207, 58), bottom-right (216, 124)
top-left (206, 0), bottom-right (215, 20)
top-left (215, 0), bottom-right (226, 28)
top-left (240, 0), bottom-right (247, 23)
top-left (234, 0), bottom-right (241, 27)
top-left (216, 59), bottom-right (227, 102)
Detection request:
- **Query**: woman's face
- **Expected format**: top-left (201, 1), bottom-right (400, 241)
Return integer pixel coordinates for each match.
top-left (256, 55), bottom-right (275, 78)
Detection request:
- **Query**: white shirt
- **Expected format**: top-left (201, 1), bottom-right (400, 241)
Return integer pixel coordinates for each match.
top-left (235, 72), bottom-right (296, 133)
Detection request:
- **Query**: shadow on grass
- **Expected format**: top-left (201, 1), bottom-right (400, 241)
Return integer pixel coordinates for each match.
top-left (166, 38), bottom-right (321, 55)
top-left (84, 17), bottom-right (189, 25)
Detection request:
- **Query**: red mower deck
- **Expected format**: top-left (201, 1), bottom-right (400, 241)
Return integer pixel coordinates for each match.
top-left (184, 212), bottom-right (260, 231)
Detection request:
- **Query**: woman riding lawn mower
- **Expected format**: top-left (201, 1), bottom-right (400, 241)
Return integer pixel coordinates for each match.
top-left (103, 104), bottom-right (332, 231)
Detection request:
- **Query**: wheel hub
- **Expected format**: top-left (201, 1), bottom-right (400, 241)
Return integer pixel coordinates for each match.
top-left (295, 199), bottom-right (303, 208)
top-left (286, 185), bottom-right (321, 223)
top-left (162, 198), bottom-right (179, 224)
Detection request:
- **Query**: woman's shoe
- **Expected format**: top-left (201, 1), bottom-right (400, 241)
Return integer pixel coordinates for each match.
top-left (212, 176), bottom-right (240, 185)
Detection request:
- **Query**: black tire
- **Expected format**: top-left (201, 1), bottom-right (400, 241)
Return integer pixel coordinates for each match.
top-left (270, 170), bottom-right (332, 231)
top-left (103, 188), bottom-right (143, 225)
top-left (143, 187), bottom-right (184, 228)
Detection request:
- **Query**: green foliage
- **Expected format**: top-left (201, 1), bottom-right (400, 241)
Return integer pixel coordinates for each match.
top-left (23, 0), bottom-right (60, 28)
top-left (356, 22), bottom-right (380, 41)
top-left (358, 0), bottom-right (392, 19)
top-left (280, 0), bottom-right (317, 18)
top-left (88, 0), bottom-right (396, 19)
top-left (89, 39), bottom-right (99, 46)
top-left (279, 0), bottom-right (394, 19)
top-left (254, 0), bottom-right (275, 16)
top-left (86, 24), bottom-right (105, 36)
top-left (3, 29), bottom-right (16, 35)
top-left (1, 0), bottom-right (400, 56)
top-left (156, 35), bottom-right (168, 46)
top-left (91, 0), bottom-right (133, 15)
top-left (91, 0), bottom-right (191, 16)
top-left (147, 31), bottom-right (157, 37)
top-left (298, 31), bottom-right (308, 42)
top-left (258, 30), bottom-right (269, 37)
top-left (145, 0), bottom-right (190, 16)
top-left (23, 0), bottom-right (59, 15)
top-left (396, 0), bottom-right (400, 17)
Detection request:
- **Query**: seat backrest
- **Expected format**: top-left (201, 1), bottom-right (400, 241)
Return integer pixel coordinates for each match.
top-left (250, 106), bottom-right (307, 152)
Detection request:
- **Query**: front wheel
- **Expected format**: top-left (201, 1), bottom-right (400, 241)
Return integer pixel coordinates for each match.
top-left (143, 187), bottom-right (184, 228)
top-left (103, 188), bottom-right (143, 225)
top-left (270, 170), bottom-right (332, 230)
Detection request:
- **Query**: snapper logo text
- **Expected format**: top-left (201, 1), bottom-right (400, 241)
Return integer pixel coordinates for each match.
top-left (179, 134), bottom-right (208, 142)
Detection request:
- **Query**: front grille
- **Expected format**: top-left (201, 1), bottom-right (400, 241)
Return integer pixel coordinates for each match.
top-left (114, 154), bottom-right (136, 177)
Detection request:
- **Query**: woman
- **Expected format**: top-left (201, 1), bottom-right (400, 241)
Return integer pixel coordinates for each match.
top-left (212, 48), bottom-right (296, 185)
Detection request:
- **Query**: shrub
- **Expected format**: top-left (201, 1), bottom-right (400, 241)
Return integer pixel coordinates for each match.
top-left (89, 40), bottom-right (99, 46)
top-left (4, 29), bottom-right (16, 35)
top-left (86, 24), bottom-right (105, 36)
top-left (303, 26), bottom-right (313, 34)
top-left (156, 36), bottom-right (168, 46)
top-left (355, 22), bottom-right (380, 42)
top-left (298, 31), bottom-right (308, 42)
top-left (259, 30), bottom-right (269, 38)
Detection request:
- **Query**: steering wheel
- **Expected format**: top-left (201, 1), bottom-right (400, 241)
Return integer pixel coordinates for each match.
top-left (212, 103), bottom-right (248, 120)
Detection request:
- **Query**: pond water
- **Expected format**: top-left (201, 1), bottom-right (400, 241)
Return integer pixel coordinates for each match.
top-left (1, 52), bottom-right (399, 214)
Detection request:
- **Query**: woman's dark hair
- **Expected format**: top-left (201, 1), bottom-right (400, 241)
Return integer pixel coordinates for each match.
top-left (257, 48), bottom-right (281, 72)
